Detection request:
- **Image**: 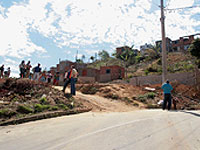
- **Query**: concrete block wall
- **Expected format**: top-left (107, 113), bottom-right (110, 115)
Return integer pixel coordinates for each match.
top-left (99, 74), bottom-right (111, 83)
top-left (130, 72), bottom-right (197, 86)
top-left (78, 76), bottom-right (95, 83)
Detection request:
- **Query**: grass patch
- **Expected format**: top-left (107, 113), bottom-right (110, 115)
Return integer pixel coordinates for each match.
top-left (137, 92), bottom-right (156, 103)
top-left (34, 104), bottom-right (50, 112)
top-left (17, 105), bottom-right (34, 114)
top-left (39, 97), bottom-right (48, 105)
top-left (58, 104), bottom-right (69, 110)
top-left (0, 109), bottom-right (16, 118)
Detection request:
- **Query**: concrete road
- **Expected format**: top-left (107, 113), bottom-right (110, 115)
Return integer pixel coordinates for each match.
top-left (0, 110), bottom-right (200, 150)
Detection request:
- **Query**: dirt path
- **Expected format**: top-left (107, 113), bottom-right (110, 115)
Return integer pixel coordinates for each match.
top-left (54, 86), bottom-right (139, 112)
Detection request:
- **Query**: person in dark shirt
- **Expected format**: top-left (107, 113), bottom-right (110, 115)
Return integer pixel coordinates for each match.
top-left (0, 64), bottom-right (4, 78)
top-left (19, 60), bottom-right (25, 78)
top-left (33, 63), bottom-right (41, 81)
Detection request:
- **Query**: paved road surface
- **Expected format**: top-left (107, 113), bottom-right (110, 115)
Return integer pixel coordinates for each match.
top-left (0, 110), bottom-right (200, 150)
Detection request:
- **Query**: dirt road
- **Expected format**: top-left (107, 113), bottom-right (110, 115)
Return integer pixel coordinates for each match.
top-left (0, 110), bottom-right (200, 150)
top-left (54, 86), bottom-right (140, 112)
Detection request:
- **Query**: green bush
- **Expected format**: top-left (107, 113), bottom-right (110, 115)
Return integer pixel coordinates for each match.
top-left (137, 95), bottom-right (147, 103)
top-left (17, 105), bottom-right (34, 114)
top-left (39, 97), bottom-right (48, 104)
top-left (145, 92), bottom-right (156, 99)
top-left (0, 109), bottom-right (16, 117)
top-left (58, 104), bottom-right (69, 110)
top-left (34, 104), bottom-right (50, 112)
top-left (144, 69), bottom-right (149, 75)
top-left (50, 106), bottom-right (59, 111)
top-left (137, 92), bottom-right (156, 103)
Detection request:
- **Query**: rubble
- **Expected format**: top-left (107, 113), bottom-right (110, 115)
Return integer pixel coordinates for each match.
top-left (0, 78), bottom-right (89, 124)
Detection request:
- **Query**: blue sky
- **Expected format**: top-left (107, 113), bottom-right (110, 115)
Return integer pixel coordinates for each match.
top-left (0, 0), bottom-right (199, 77)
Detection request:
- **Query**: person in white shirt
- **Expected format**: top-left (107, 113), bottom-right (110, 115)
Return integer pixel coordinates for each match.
top-left (70, 65), bottom-right (78, 95)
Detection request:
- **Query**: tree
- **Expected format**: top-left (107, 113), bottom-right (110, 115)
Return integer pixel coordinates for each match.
top-left (152, 44), bottom-right (161, 58)
top-left (118, 46), bottom-right (136, 78)
top-left (98, 50), bottom-right (110, 60)
top-left (76, 59), bottom-right (83, 63)
top-left (90, 56), bottom-right (95, 62)
top-left (189, 38), bottom-right (200, 59)
top-left (189, 38), bottom-right (200, 68)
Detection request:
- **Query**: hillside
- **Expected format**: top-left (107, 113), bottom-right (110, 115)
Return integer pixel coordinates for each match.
top-left (87, 52), bottom-right (196, 77)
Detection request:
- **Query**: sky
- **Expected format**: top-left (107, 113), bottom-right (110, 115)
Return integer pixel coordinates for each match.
top-left (0, 0), bottom-right (199, 77)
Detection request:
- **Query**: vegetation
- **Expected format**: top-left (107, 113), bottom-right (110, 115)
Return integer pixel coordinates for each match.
top-left (137, 92), bottom-right (156, 103)
top-left (17, 105), bottom-right (34, 114)
top-left (189, 38), bottom-right (200, 68)
top-left (87, 42), bottom-right (197, 78)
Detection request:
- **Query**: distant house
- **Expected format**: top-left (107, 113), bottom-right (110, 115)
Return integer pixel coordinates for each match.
top-left (116, 46), bottom-right (131, 56)
top-left (155, 37), bottom-right (173, 52)
top-left (172, 33), bottom-right (200, 52)
top-left (50, 59), bottom-right (125, 84)
top-left (100, 65), bottom-right (125, 80)
top-left (140, 43), bottom-right (153, 55)
top-left (116, 46), bottom-right (139, 57)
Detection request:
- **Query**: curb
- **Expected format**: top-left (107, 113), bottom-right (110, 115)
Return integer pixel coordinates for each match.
top-left (0, 107), bottom-right (92, 126)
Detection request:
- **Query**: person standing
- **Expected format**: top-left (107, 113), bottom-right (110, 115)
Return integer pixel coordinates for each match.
top-left (46, 71), bottom-right (52, 84)
top-left (4, 67), bottom-right (11, 78)
top-left (53, 72), bottom-right (59, 86)
top-left (19, 60), bottom-right (26, 78)
top-left (39, 71), bottom-right (47, 83)
top-left (33, 63), bottom-right (41, 81)
top-left (25, 61), bottom-right (32, 78)
top-left (162, 80), bottom-right (173, 110)
top-left (0, 64), bottom-right (4, 78)
top-left (70, 65), bottom-right (78, 95)
top-left (62, 69), bottom-right (72, 93)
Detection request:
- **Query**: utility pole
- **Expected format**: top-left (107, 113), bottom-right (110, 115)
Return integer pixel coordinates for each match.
top-left (161, 0), bottom-right (167, 83)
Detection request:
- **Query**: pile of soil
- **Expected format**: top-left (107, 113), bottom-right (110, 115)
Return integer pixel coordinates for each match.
top-left (149, 82), bottom-right (200, 110)
top-left (0, 78), bottom-right (90, 125)
top-left (76, 82), bottom-right (200, 110)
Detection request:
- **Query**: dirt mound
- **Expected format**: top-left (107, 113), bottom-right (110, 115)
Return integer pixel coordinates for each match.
top-left (76, 82), bottom-right (200, 110)
top-left (0, 78), bottom-right (89, 124)
top-left (149, 82), bottom-right (200, 110)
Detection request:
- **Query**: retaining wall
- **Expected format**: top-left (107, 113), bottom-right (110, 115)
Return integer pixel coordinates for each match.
top-left (130, 72), bottom-right (198, 86)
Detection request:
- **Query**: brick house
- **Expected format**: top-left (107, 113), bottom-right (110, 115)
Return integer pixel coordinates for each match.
top-left (172, 34), bottom-right (200, 52)
top-left (116, 46), bottom-right (131, 56)
top-left (100, 65), bottom-right (125, 80)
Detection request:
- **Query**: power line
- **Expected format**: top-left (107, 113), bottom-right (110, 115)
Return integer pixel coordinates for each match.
top-left (165, 5), bottom-right (200, 11)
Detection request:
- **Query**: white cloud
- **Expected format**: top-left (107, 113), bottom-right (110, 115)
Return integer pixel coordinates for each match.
top-left (0, 3), bottom-right (46, 58)
top-left (0, 0), bottom-right (199, 76)
top-left (167, 0), bottom-right (194, 9)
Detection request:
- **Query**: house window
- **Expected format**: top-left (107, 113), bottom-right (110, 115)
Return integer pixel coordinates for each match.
top-left (106, 69), bottom-right (111, 74)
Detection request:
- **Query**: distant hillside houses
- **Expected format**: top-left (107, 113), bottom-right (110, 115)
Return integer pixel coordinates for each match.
top-left (116, 33), bottom-right (200, 56)
top-left (50, 60), bottom-right (125, 84)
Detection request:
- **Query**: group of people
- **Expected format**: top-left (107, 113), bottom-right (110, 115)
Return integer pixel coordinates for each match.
top-left (18, 60), bottom-right (79, 96)
top-left (19, 60), bottom-right (53, 84)
top-left (0, 64), bottom-right (11, 78)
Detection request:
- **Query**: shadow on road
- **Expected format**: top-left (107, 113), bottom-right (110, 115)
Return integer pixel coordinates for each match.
top-left (179, 110), bottom-right (200, 118)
